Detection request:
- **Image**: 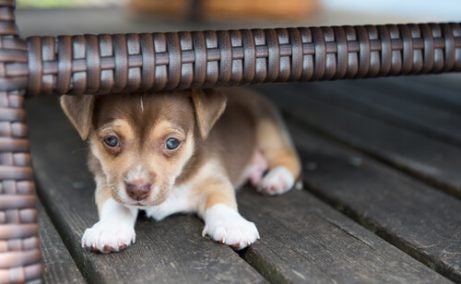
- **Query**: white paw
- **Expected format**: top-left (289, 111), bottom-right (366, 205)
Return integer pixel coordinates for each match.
top-left (81, 221), bottom-right (136, 253)
top-left (257, 166), bottom-right (295, 195)
top-left (202, 204), bottom-right (260, 250)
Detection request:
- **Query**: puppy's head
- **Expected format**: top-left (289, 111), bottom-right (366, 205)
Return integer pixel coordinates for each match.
top-left (60, 90), bottom-right (226, 207)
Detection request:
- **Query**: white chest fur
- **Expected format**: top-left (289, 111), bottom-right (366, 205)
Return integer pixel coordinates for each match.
top-left (144, 159), bottom-right (224, 221)
top-left (144, 184), bottom-right (197, 221)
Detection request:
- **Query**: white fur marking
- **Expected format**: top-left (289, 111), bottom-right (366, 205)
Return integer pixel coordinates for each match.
top-left (144, 183), bottom-right (197, 220)
top-left (257, 166), bottom-right (294, 195)
top-left (125, 164), bottom-right (150, 183)
top-left (145, 159), bottom-right (222, 220)
top-left (237, 150), bottom-right (268, 187)
top-left (202, 204), bottom-right (259, 250)
top-left (81, 198), bottom-right (138, 253)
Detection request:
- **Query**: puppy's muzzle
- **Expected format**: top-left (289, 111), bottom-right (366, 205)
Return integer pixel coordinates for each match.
top-left (125, 180), bottom-right (152, 201)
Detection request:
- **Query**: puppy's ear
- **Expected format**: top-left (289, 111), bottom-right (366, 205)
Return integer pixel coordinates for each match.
top-left (191, 89), bottom-right (227, 139)
top-left (60, 95), bottom-right (95, 140)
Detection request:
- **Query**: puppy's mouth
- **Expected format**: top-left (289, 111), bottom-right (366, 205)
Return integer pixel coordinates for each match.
top-left (125, 201), bottom-right (149, 208)
top-left (125, 198), bottom-right (166, 208)
top-left (119, 199), bottom-right (157, 209)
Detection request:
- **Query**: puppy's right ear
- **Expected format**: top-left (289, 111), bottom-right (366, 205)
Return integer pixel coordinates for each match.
top-left (191, 89), bottom-right (227, 140)
top-left (60, 95), bottom-right (95, 140)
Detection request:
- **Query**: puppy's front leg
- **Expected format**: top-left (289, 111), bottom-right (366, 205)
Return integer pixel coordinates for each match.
top-left (198, 179), bottom-right (259, 250)
top-left (82, 178), bottom-right (138, 253)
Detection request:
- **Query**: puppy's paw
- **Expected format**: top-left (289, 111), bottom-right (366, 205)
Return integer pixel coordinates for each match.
top-left (81, 221), bottom-right (136, 253)
top-left (257, 166), bottom-right (295, 195)
top-left (202, 204), bottom-right (260, 250)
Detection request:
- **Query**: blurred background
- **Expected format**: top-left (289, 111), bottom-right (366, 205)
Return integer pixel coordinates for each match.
top-left (15, 0), bottom-right (461, 36)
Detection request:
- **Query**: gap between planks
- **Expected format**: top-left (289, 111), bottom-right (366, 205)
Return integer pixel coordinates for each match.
top-left (26, 96), bottom-right (450, 284)
top-left (257, 83), bottom-right (461, 200)
top-left (276, 106), bottom-right (461, 282)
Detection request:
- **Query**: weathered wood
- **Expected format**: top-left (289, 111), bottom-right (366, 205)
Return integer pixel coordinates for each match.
top-left (26, 96), bottom-right (451, 284)
top-left (258, 83), bottom-right (461, 197)
top-left (365, 75), bottom-right (461, 112)
top-left (301, 77), bottom-right (461, 147)
top-left (26, 97), bottom-right (265, 284)
top-left (38, 202), bottom-right (85, 284)
top-left (237, 188), bottom-right (450, 284)
top-left (277, 115), bottom-right (461, 282)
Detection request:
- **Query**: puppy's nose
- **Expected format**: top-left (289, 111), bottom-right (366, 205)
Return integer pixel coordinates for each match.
top-left (125, 181), bottom-right (151, 201)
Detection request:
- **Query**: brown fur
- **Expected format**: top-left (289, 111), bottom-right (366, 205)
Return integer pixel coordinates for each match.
top-left (61, 88), bottom-right (300, 221)
top-left (87, 93), bottom-right (197, 207)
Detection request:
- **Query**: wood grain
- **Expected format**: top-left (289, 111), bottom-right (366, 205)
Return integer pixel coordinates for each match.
top-left (26, 95), bottom-right (450, 283)
top-left (257, 82), bottom-right (461, 197)
top-left (290, 125), bottom-right (461, 282)
top-left (303, 77), bottom-right (461, 147)
top-left (260, 87), bottom-right (461, 281)
top-left (237, 188), bottom-right (450, 284)
top-left (38, 202), bottom-right (85, 284)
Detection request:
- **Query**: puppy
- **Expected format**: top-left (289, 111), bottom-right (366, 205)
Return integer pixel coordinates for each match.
top-left (60, 88), bottom-right (300, 253)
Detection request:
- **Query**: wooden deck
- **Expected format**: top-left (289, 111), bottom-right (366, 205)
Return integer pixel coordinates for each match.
top-left (18, 7), bottom-right (461, 284)
top-left (26, 73), bottom-right (461, 284)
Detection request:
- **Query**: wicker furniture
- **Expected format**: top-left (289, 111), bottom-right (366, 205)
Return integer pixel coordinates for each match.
top-left (0, 0), bottom-right (460, 282)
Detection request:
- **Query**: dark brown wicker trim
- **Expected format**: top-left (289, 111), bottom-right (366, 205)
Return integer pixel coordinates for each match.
top-left (0, 0), bottom-right (42, 282)
top-left (18, 23), bottom-right (461, 96)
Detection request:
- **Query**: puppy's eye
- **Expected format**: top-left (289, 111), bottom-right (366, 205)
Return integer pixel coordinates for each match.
top-left (165, 137), bottom-right (181, 151)
top-left (103, 135), bottom-right (120, 148)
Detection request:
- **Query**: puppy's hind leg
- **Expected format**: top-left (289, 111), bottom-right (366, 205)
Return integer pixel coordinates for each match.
top-left (255, 101), bottom-right (301, 195)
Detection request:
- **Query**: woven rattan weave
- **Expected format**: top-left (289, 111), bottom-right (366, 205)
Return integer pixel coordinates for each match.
top-left (22, 24), bottom-right (461, 95)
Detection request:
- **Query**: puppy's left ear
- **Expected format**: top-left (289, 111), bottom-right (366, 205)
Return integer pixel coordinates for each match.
top-left (191, 89), bottom-right (227, 140)
top-left (60, 95), bottom-right (96, 140)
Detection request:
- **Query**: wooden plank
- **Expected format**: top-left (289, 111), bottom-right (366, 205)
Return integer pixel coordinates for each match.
top-left (26, 95), bottom-right (449, 283)
top-left (402, 73), bottom-right (461, 111)
top-left (300, 77), bottom-right (461, 147)
top-left (237, 189), bottom-right (450, 283)
top-left (263, 94), bottom-right (461, 281)
top-left (25, 97), bottom-right (265, 284)
top-left (257, 84), bottom-right (461, 197)
top-left (322, 75), bottom-right (461, 115)
top-left (38, 202), bottom-right (86, 284)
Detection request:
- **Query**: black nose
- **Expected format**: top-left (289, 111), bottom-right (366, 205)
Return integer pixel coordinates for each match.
top-left (125, 181), bottom-right (151, 201)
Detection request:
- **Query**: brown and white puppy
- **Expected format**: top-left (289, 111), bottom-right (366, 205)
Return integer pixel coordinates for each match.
top-left (61, 88), bottom-right (300, 253)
